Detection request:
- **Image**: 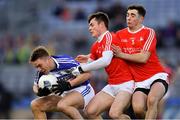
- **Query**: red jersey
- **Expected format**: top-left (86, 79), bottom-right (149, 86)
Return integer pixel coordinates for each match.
top-left (116, 26), bottom-right (165, 82)
top-left (90, 31), bottom-right (133, 84)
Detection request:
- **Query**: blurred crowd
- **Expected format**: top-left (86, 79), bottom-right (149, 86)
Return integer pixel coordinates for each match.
top-left (0, 0), bottom-right (180, 119)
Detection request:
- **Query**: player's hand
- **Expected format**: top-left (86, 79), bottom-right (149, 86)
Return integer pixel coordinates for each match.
top-left (71, 66), bottom-right (84, 76)
top-left (111, 44), bottom-right (122, 57)
top-left (51, 80), bottom-right (72, 93)
top-left (37, 87), bottom-right (51, 97)
top-left (75, 54), bottom-right (89, 63)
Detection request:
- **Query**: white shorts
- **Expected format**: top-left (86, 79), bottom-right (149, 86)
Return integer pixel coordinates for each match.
top-left (63, 83), bottom-right (95, 108)
top-left (101, 80), bottom-right (134, 98)
top-left (135, 72), bottom-right (169, 90)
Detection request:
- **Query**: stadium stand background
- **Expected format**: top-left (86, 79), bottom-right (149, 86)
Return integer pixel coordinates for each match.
top-left (0, 0), bottom-right (180, 119)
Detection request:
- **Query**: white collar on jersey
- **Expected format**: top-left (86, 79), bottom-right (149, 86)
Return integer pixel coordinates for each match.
top-left (97, 31), bottom-right (109, 42)
top-left (51, 57), bottom-right (59, 69)
top-left (128, 25), bottom-right (145, 34)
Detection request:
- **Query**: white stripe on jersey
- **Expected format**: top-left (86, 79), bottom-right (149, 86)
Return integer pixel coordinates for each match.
top-left (143, 28), bottom-right (152, 51)
top-left (104, 32), bottom-right (112, 51)
top-left (55, 58), bottom-right (79, 65)
top-left (143, 28), bottom-right (155, 51)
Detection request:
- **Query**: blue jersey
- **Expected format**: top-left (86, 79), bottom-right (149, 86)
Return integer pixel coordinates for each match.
top-left (34, 55), bottom-right (90, 87)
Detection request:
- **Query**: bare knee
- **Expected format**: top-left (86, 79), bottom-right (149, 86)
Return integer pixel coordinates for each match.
top-left (31, 99), bottom-right (41, 111)
top-left (57, 101), bottom-right (68, 112)
top-left (109, 112), bottom-right (120, 119)
top-left (85, 106), bottom-right (99, 118)
top-left (147, 96), bottom-right (158, 108)
top-left (133, 103), bottom-right (146, 118)
top-left (133, 101), bottom-right (144, 113)
top-left (109, 111), bottom-right (121, 119)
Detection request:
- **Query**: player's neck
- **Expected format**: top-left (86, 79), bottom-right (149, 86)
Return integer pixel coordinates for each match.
top-left (129, 24), bottom-right (143, 32)
top-left (97, 30), bottom-right (108, 41)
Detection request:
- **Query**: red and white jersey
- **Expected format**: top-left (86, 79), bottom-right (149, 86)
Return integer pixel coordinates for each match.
top-left (116, 26), bottom-right (165, 82)
top-left (90, 31), bottom-right (133, 84)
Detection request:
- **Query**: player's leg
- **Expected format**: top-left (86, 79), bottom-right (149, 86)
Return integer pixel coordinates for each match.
top-left (31, 95), bottom-right (62, 119)
top-left (57, 91), bottom-right (84, 119)
top-left (57, 84), bottom-right (94, 119)
top-left (109, 81), bottom-right (134, 119)
top-left (132, 89), bottom-right (148, 119)
top-left (157, 97), bottom-right (165, 119)
top-left (85, 91), bottom-right (114, 119)
top-left (157, 90), bottom-right (169, 119)
top-left (109, 91), bottom-right (132, 119)
top-left (145, 79), bottom-right (168, 119)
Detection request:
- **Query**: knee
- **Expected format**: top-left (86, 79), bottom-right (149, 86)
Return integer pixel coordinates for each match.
top-left (31, 99), bottom-right (41, 111)
top-left (57, 101), bottom-right (68, 112)
top-left (147, 96), bottom-right (158, 107)
top-left (133, 106), bottom-right (145, 119)
top-left (109, 111), bottom-right (120, 119)
top-left (85, 106), bottom-right (98, 118)
top-left (133, 103), bottom-right (145, 116)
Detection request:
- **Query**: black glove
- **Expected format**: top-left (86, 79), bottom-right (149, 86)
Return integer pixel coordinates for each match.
top-left (51, 80), bottom-right (72, 94)
top-left (37, 87), bottom-right (51, 97)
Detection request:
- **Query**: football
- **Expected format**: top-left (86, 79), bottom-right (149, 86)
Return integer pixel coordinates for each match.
top-left (38, 74), bottom-right (58, 90)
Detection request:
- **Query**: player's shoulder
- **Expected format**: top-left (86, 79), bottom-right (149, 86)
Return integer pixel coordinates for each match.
top-left (109, 31), bottom-right (118, 39)
top-left (52, 55), bottom-right (74, 59)
top-left (143, 26), bottom-right (155, 33)
top-left (116, 28), bottom-right (128, 35)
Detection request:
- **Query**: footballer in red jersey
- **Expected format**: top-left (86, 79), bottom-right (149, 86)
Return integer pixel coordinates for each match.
top-left (72, 12), bottom-right (134, 119)
top-left (112, 5), bottom-right (169, 119)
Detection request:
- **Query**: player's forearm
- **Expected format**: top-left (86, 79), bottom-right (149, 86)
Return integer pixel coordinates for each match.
top-left (69, 72), bottom-right (91, 87)
top-left (81, 51), bottom-right (113, 72)
top-left (118, 51), bottom-right (150, 63)
top-left (81, 58), bottom-right (109, 71)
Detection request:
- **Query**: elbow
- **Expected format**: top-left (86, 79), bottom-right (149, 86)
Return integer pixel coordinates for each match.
top-left (139, 51), bottom-right (150, 63)
top-left (104, 59), bottom-right (111, 66)
top-left (137, 53), bottom-right (150, 63)
top-left (138, 57), bottom-right (148, 63)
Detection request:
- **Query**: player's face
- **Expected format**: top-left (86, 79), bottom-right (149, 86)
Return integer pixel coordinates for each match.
top-left (88, 18), bottom-right (101, 38)
top-left (126, 9), bottom-right (143, 29)
top-left (31, 58), bottom-right (50, 74)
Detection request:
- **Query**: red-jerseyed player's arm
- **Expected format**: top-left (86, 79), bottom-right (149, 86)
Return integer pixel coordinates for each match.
top-left (75, 54), bottom-right (90, 63)
top-left (69, 72), bottom-right (92, 87)
top-left (117, 50), bottom-right (151, 63)
top-left (80, 32), bottom-right (113, 71)
top-left (81, 51), bottom-right (113, 71)
top-left (112, 28), bottom-right (156, 63)
top-left (112, 44), bottom-right (151, 63)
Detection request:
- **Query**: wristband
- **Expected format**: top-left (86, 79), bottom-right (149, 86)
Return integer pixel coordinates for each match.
top-left (78, 66), bottom-right (84, 73)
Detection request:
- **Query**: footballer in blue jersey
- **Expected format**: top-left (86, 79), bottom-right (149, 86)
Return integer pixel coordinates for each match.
top-left (29, 46), bottom-right (95, 119)
top-left (34, 55), bottom-right (90, 88)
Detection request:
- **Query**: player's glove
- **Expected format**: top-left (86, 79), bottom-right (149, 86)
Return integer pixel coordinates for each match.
top-left (37, 87), bottom-right (51, 97)
top-left (71, 66), bottom-right (84, 76)
top-left (51, 80), bottom-right (72, 94)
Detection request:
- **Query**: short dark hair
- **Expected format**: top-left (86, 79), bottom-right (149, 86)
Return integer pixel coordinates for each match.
top-left (88, 12), bottom-right (109, 29)
top-left (127, 4), bottom-right (146, 17)
top-left (29, 46), bottom-right (50, 62)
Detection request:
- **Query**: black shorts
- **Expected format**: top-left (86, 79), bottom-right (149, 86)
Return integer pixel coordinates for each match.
top-left (134, 79), bottom-right (168, 96)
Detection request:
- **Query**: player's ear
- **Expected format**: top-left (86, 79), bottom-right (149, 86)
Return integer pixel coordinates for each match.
top-left (100, 21), bottom-right (105, 28)
top-left (140, 16), bottom-right (144, 23)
